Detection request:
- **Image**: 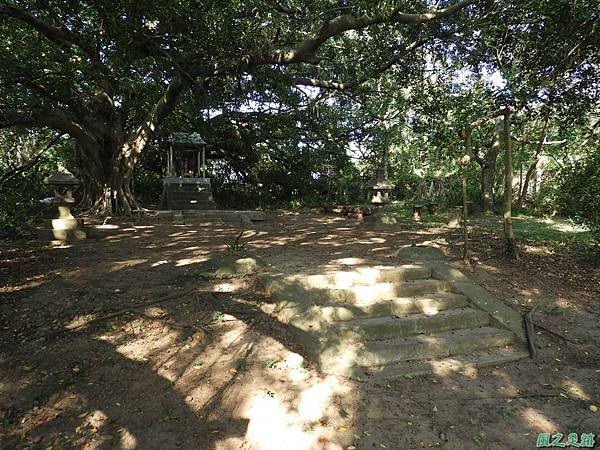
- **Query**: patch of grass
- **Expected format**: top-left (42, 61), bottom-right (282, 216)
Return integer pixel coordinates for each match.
top-left (382, 203), bottom-right (449, 225)
top-left (262, 359), bottom-right (278, 369)
top-left (225, 231), bottom-right (245, 253)
top-left (512, 216), bottom-right (592, 244)
top-left (193, 358), bottom-right (205, 367)
top-left (210, 311), bottom-right (226, 323)
top-left (474, 214), bottom-right (594, 246)
top-left (236, 359), bottom-right (248, 373)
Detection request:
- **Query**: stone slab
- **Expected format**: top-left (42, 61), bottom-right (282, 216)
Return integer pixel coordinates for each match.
top-left (395, 245), bottom-right (447, 261)
top-left (427, 261), bottom-right (526, 341)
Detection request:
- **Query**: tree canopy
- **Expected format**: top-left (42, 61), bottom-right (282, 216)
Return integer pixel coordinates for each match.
top-left (0, 0), bottom-right (599, 238)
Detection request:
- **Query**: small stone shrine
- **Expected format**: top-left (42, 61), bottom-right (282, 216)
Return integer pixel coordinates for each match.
top-left (160, 132), bottom-right (216, 210)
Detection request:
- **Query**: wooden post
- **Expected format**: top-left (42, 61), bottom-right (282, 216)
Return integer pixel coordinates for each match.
top-left (459, 127), bottom-right (471, 263)
top-left (202, 148), bottom-right (206, 178)
top-left (196, 149), bottom-right (204, 177)
top-left (169, 144), bottom-right (174, 176)
top-left (503, 108), bottom-right (519, 259)
top-left (463, 130), bottom-right (472, 262)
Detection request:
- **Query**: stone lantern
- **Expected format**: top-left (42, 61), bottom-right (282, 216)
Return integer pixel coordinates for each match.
top-left (40, 165), bottom-right (86, 243)
top-left (368, 167), bottom-right (394, 205)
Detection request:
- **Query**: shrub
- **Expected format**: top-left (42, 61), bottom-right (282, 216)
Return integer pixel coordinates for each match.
top-left (558, 150), bottom-right (600, 241)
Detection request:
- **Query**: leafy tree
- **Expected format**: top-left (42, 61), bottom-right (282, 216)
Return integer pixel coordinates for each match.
top-left (0, 0), bottom-right (477, 214)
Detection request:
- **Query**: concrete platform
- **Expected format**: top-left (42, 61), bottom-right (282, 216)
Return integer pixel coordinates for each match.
top-left (153, 209), bottom-right (266, 226)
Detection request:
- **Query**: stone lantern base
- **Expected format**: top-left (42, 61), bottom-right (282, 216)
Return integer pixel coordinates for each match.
top-left (38, 218), bottom-right (87, 245)
top-left (38, 193), bottom-right (87, 245)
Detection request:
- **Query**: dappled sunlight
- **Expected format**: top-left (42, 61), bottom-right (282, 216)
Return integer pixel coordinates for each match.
top-left (3, 212), bottom-right (599, 449)
top-left (110, 258), bottom-right (148, 272)
top-left (521, 407), bottom-right (560, 433)
top-left (560, 379), bottom-right (591, 401)
top-left (297, 376), bottom-right (348, 422)
top-left (523, 244), bottom-right (553, 254)
top-left (175, 255), bottom-right (210, 266)
top-left (429, 358), bottom-right (479, 378)
top-left (332, 257), bottom-right (367, 265)
top-left (245, 392), bottom-right (317, 450)
top-left (151, 259), bottom-right (170, 267)
top-left (65, 313), bottom-right (98, 330)
top-left (119, 426), bottom-right (138, 450)
top-left (370, 246), bottom-right (391, 252)
top-left (212, 281), bottom-right (240, 292)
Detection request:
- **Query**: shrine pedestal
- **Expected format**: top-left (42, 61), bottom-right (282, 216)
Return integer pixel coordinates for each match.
top-left (159, 177), bottom-right (216, 210)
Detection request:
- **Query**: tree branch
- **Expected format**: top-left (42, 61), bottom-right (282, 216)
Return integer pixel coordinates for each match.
top-left (249, 0), bottom-right (478, 65)
top-left (512, 137), bottom-right (566, 145)
top-left (0, 3), bottom-right (103, 68)
top-left (0, 132), bottom-right (65, 185)
top-left (293, 38), bottom-right (427, 90)
top-left (117, 74), bottom-right (186, 177)
top-left (0, 108), bottom-right (96, 147)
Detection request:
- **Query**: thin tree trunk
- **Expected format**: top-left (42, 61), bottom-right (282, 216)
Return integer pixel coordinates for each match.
top-left (517, 117), bottom-right (550, 209)
top-left (503, 109), bottom-right (518, 259)
top-left (517, 159), bottom-right (539, 210)
top-left (481, 131), bottom-right (501, 213)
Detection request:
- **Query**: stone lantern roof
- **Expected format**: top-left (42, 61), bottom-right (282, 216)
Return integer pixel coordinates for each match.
top-left (43, 165), bottom-right (81, 186)
top-left (368, 167), bottom-right (394, 190)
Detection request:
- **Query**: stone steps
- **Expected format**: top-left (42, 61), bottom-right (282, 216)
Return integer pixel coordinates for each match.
top-left (264, 278), bottom-right (452, 306)
top-left (354, 327), bottom-right (516, 367)
top-left (319, 292), bottom-right (469, 322)
top-left (300, 265), bottom-right (432, 288)
top-left (365, 347), bottom-right (529, 379)
top-left (330, 307), bottom-right (490, 341)
top-left (259, 260), bottom-right (528, 379)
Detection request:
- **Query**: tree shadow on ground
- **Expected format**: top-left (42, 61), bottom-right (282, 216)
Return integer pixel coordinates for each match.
top-left (1, 213), bottom-right (599, 449)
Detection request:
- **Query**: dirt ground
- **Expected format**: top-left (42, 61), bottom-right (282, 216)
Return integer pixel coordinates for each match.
top-left (1, 212), bottom-right (599, 450)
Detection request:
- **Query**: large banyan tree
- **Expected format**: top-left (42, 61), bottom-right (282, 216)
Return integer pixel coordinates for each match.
top-left (0, 0), bottom-right (479, 213)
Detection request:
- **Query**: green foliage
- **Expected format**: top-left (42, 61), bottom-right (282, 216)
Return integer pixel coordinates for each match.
top-left (0, 129), bottom-right (73, 237)
top-left (225, 231), bottom-right (245, 253)
top-left (261, 359), bottom-right (278, 369)
top-left (557, 150), bottom-right (600, 241)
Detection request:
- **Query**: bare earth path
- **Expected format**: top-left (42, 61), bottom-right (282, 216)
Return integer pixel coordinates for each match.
top-left (1, 213), bottom-right (599, 449)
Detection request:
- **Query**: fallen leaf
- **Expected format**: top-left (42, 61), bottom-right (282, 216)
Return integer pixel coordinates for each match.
top-left (432, 405), bottom-right (438, 412)
top-left (338, 426), bottom-right (349, 432)
top-left (590, 405), bottom-right (598, 412)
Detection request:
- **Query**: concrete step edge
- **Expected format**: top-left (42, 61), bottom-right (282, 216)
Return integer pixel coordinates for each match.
top-left (319, 293), bottom-right (469, 322)
top-left (365, 347), bottom-right (529, 379)
top-left (355, 327), bottom-right (516, 366)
